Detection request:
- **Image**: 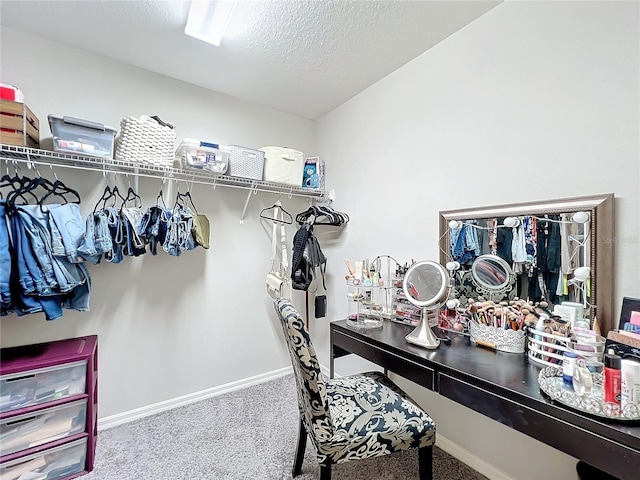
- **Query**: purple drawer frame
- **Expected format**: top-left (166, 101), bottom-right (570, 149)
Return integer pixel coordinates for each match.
top-left (0, 336), bottom-right (98, 477)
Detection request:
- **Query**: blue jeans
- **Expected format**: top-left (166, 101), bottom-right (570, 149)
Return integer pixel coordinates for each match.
top-left (16, 206), bottom-right (85, 293)
top-left (0, 203), bottom-right (13, 315)
top-left (163, 206), bottom-right (195, 256)
top-left (139, 206), bottom-right (171, 255)
top-left (48, 203), bottom-right (86, 263)
top-left (8, 210), bottom-right (63, 320)
top-left (105, 207), bottom-right (123, 264)
top-left (78, 210), bottom-right (114, 264)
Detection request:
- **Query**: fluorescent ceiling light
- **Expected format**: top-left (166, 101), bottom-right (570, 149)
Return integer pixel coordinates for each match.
top-left (185, 1), bottom-right (237, 47)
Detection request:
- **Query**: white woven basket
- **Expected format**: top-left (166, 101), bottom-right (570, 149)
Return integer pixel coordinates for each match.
top-left (527, 328), bottom-right (605, 367)
top-left (115, 116), bottom-right (177, 166)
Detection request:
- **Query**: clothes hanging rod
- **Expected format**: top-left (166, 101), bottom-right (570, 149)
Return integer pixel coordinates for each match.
top-left (0, 144), bottom-right (328, 200)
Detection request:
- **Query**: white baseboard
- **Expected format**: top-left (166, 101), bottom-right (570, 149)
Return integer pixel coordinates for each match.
top-left (436, 434), bottom-right (513, 480)
top-left (98, 366), bottom-right (293, 431)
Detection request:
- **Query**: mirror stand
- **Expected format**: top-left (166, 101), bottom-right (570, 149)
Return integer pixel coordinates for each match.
top-left (406, 307), bottom-right (441, 349)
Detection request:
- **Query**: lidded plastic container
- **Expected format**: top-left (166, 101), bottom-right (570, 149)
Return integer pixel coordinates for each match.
top-left (48, 115), bottom-right (117, 159)
top-left (174, 139), bottom-right (229, 174)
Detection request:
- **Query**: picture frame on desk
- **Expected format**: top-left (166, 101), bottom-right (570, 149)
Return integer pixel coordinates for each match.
top-left (618, 297), bottom-right (640, 333)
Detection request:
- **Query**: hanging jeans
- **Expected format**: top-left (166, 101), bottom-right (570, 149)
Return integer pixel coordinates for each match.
top-left (16, 206), bottom-right (86, 293)
top-left (139, 206), bottom-right (171, 255)
top-left (48, 203), bottom-right (86, 263)
top-left (163, 206), bottom-right (195, 256)
top-left (9, 209), bottom-right (63, 320)
top-left (0, 203), bottom-right (13, 315)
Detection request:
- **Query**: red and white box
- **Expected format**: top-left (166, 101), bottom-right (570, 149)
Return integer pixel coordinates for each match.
top-left (0, 84), bottom-right (25, 103)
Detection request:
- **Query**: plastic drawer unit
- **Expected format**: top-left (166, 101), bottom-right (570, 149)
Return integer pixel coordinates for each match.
top-left (48, 115), bottom-right (117, 159)
top-left (0, 437), bottom-right (87, 480)
top-left (0, 361), bottom-right (87, 413)
top-left (0, 399), bottom-right (87, 457)
top-left (0, 336), bottom-right (98, 479)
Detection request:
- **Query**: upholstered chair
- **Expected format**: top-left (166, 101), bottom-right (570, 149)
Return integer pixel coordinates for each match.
top-left (274, 297), bottom-right (436, 480)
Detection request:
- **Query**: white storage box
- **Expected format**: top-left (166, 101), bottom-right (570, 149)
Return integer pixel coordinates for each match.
top-left (0, 399), bottom-right (87, 457)
top-left (260, 146), bottom-right (304, 186)
top-left (221, 145), bottom-right (265, 180)
top-left (174, 139), bottom-right (228, 174)
top-left (48, 115), bottom-right (117, 159)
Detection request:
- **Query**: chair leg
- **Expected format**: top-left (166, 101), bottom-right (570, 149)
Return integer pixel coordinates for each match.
top-left (319, 464), bottom-right (332, 480)
top-left (293, 418), bottom-right (307, 477)
top-left (419, 445), bottom-right (433, 480)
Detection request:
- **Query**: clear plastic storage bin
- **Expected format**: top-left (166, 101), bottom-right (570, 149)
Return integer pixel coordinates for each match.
top-left (48, 115), bottom-right (117, 159)
top-left (0, 438), bottom-right (87, 480)
top-left (0, 399), bottom-right (87, 457)
top-left (174, 139), bottom-right (229, 174)
top-left (0, 361), bottom-right (87, 413)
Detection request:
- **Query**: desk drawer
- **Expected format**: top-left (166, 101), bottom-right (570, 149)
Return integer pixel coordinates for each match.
top-left (0, 399), bottom-right (87, 457)
top-left (437, 373), bottom-right (640, 478)
top-left (0, 437), bottom-right (87, 480)
top-left (335, 331), bottom-right (435, 390)
top-left (0, 361), bottom-right (87, 414)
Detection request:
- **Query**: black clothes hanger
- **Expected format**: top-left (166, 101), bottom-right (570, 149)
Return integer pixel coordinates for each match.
top-left (38, 179), bottom-right (81, 208)
top-left (175, 190), bottom-right (199, 214)
top-left (260, 200), bottom-right (293, 224)
top-left (121, 186), bottom-right (142, 209)
top-left (6, 176), bottom-right (56, 207)
top-left (93, 185), bottom-right (125, 212)
top-left (296, 204), bottom-right (349, 226)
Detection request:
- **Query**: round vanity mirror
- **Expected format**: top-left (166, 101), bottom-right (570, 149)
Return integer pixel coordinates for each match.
top-left (402, 261), bottom-right (449, 350)
top-left (403, 261), bottom-right (448, 307)
top-left (470, 255), bottom-right (514, 292)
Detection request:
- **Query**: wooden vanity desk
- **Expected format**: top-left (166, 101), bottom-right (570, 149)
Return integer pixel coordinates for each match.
top-left (330, 320), bottom-right (640, 480)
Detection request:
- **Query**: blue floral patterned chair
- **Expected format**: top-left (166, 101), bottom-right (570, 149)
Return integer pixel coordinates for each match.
top-left (274, 297), bottom-right (436, 480)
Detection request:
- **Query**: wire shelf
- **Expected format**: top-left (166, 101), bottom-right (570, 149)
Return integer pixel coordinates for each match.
top-left (0, 144), bottom-right (328, 200)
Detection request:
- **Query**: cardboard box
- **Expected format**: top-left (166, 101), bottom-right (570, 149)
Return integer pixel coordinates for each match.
top-left (0, 100), bottom-right (40, 148)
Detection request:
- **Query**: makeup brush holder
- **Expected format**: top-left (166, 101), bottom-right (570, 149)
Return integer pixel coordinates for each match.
top-left (468, 321), bottom-right (526, 354)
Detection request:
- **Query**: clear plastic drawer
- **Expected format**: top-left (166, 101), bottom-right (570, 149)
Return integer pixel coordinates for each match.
top-left (0, 437), bottom-right (87, 480)
top-left (0, 399), bottom-right (87, 457)
top-left (0, 361), bottom-right (87, 413)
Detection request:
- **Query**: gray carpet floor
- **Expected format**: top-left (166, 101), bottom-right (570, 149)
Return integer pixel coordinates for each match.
top-left (83, 374), bottom-right (487, 480)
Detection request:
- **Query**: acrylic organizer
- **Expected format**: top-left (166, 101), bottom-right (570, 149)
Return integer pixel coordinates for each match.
top-left (538, 366), bottom-right (640, 421)
top-left (346, 283), bottom-right (385, 330)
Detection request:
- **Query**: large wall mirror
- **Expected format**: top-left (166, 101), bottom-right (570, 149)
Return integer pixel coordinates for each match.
top-left (438, 194), bottom-right (615, 334)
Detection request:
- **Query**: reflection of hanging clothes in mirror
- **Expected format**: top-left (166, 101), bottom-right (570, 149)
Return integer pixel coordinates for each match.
top-left (450, 222), bottom-right (480, 265)
top-left (495, 217), bottom-right (512, 264)
top-left (530, 216), bottom-right (561, 303)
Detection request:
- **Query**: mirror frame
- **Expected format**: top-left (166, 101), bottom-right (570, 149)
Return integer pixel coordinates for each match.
top-left (438, 193), bottom-right (615, 334)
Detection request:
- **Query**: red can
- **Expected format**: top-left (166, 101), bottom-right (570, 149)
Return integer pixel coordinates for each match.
top-left (604, 352), bottom-right (622, 404)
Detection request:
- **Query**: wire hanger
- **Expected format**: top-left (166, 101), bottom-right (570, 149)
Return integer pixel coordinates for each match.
top-left (260, 200), bottom-right (293, 224)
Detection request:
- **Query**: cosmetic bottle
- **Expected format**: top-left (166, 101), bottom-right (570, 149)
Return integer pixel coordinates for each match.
top-left (562, 351), bottom-right (578, 386)
top-left (621, 358), bottom-right (640, 409)
top-left (604, 350), bottom-right (622, 404)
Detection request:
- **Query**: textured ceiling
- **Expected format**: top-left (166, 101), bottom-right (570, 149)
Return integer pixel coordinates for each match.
top-left (0, 0), bottom-right (501, 120)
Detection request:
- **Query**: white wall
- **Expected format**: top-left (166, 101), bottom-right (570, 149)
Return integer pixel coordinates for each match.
top-left (317, 1), bottom-right (639, 479)
top-left (0, 27), bottom-right (317, 418)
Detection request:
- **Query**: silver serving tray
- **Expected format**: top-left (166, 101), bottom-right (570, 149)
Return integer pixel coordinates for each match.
top-left (538, 366), bottom-right (640, 421)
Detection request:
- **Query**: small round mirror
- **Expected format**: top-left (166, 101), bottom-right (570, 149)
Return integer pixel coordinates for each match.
top-left (471, 254), bottom-right (513, 291)
top-left (403, 261), bottom-right (448, 308)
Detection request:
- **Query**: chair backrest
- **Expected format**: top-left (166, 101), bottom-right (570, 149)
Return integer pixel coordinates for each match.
top-left (274, 297), bottom-right (334, 444)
